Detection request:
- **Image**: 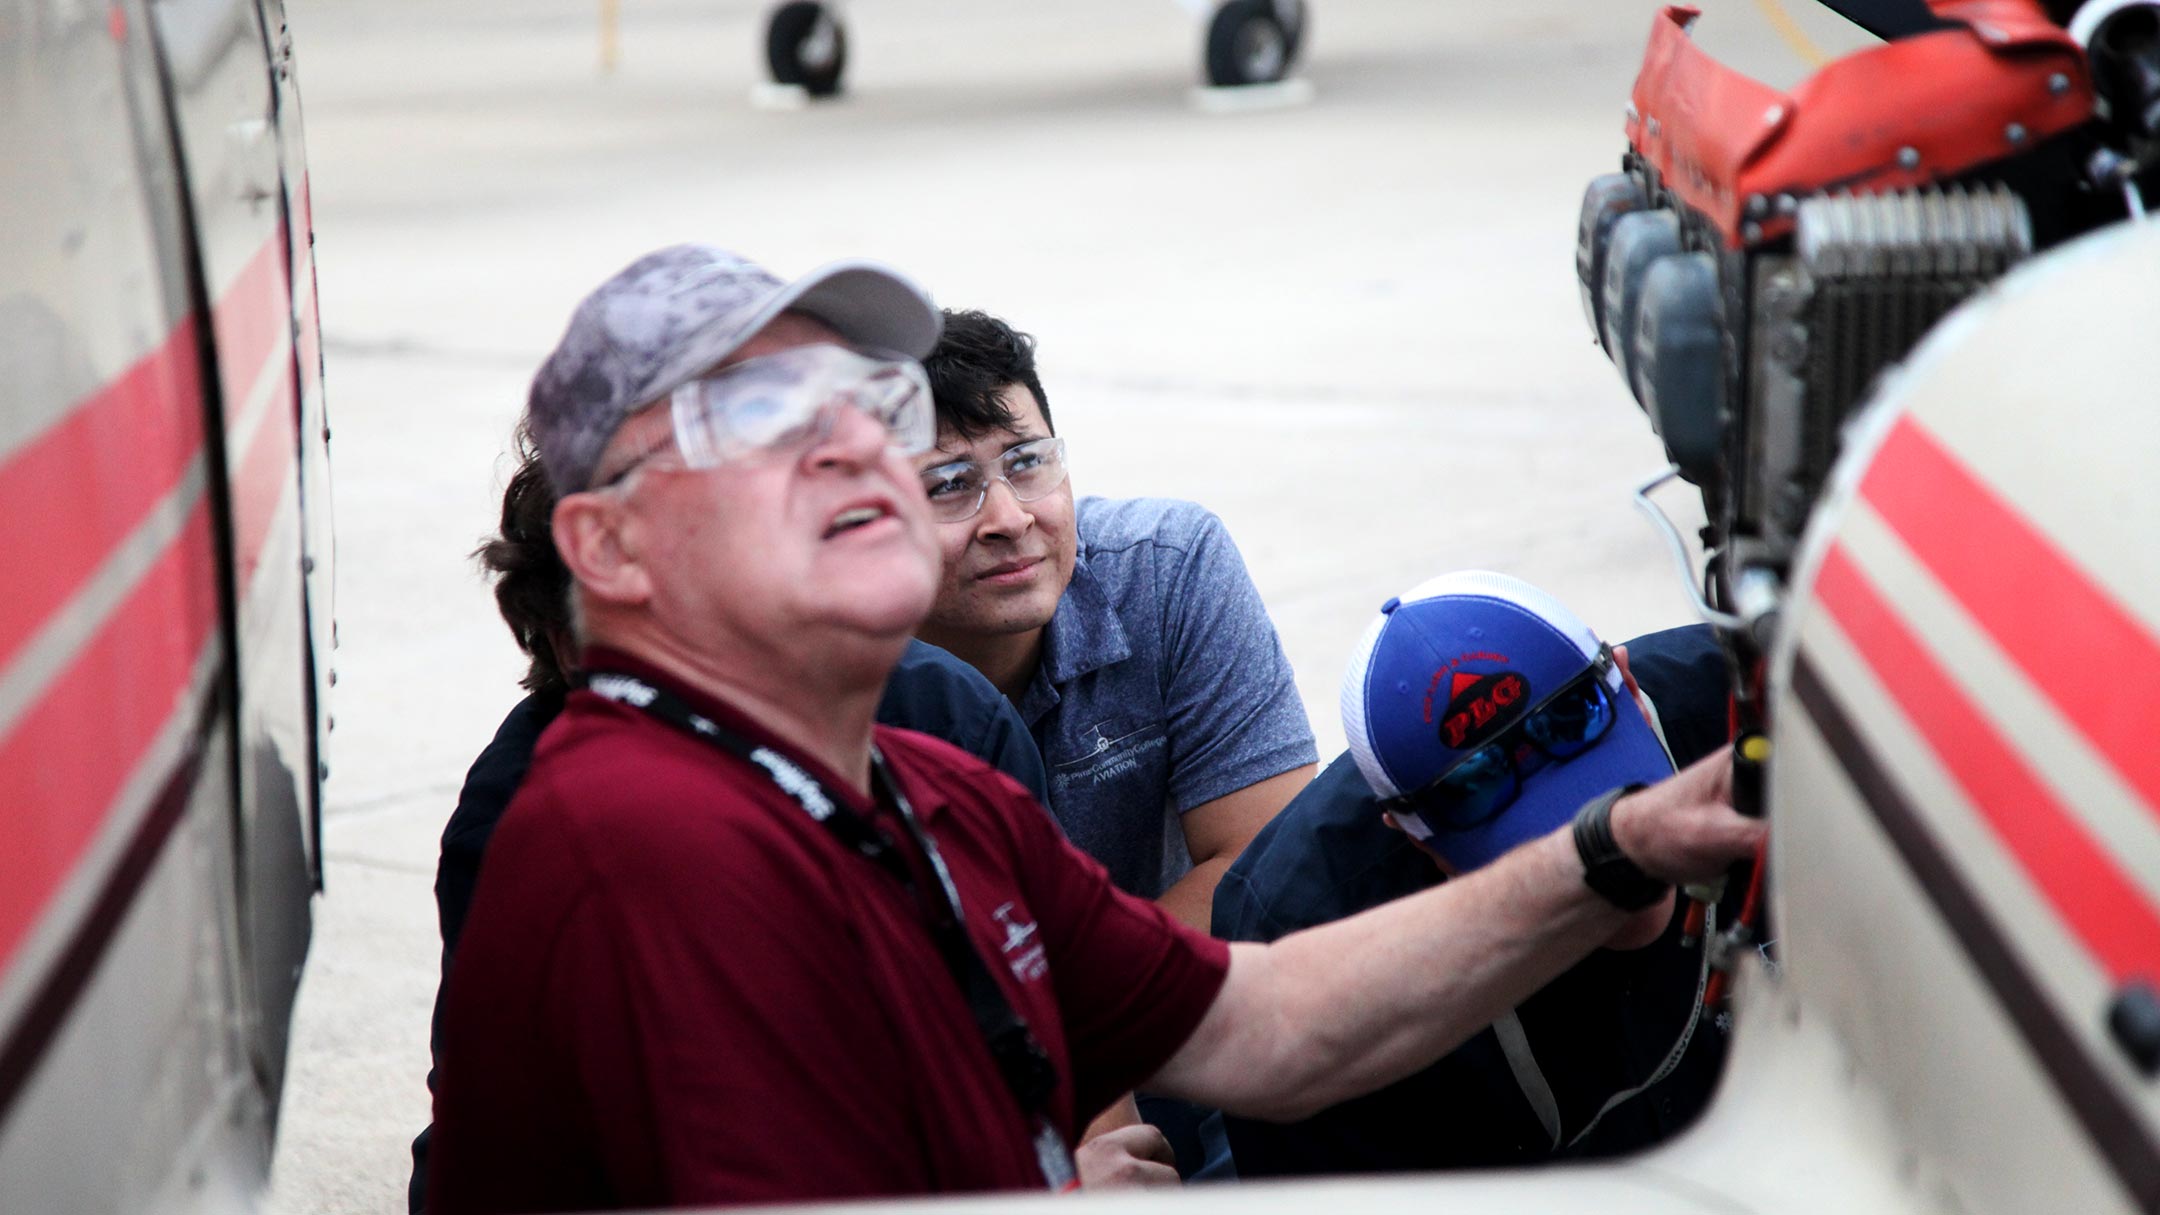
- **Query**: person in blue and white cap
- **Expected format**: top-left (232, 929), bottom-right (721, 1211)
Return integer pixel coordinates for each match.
top-left (1215, 570), bottom-right (1737, 1178)
top-left (428, 242), bottom-right (1761, 1211)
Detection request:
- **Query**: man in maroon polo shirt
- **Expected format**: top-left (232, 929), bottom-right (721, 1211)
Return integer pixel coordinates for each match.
top-left (426, 244), bottom-right (1765, 1213)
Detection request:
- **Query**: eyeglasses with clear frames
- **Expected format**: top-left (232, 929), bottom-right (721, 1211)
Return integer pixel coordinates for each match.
top-left (589, 343), bottom-right (935, 489)
top-left (918, 437), bottom-right (1070, 523)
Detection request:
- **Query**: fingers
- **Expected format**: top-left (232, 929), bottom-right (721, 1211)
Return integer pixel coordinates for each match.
top-left (1078, 1094), bottom-right (1144, 1141)
top-left (1704, 745), bottom-right (1734, 802)
top-left (1608, 751), bottom-right (1766, 885)
top-left (1672, 747), bottom-right (1734, 801)
top-left (1704, 808), bottom-right (1770, 864)
top-left (1107, 1123), bottom-right (1177, 1167)
top-left (1074, 1124), bottom-right (1181, 1189)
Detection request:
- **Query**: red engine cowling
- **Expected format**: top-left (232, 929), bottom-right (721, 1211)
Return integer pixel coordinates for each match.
top-left (1571, 0), bottom-right (2147, 665)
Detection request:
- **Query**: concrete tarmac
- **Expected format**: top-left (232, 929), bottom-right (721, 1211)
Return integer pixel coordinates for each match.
top-left (267, 1), bottom-right (1870, 1209)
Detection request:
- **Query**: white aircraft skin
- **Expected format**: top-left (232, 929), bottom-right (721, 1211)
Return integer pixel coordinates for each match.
top-left (0, 0), bottom-right (329, 1210)
top-left (1760, 217), bottom-right (2160, 1215)
top-left (6, 1), bottom-right (2157, 1212)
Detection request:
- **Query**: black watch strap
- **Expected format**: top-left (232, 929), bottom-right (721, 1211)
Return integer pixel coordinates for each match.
top-left (1572, 784), bottom-right (1669, 911)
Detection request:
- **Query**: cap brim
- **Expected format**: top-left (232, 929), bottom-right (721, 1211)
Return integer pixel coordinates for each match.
top-left (785, 261), bottom-right (943, 360)
top-left (637, 259), bottom-right (943, 411)
top-left (1425, 695), bottom-right (1677, 872)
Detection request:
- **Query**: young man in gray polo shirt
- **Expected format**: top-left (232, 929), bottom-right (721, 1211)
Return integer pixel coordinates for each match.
top-left (916, 309), bottom-right (1319, 1177)
top-left (914, 309), bottom-right (1318, 930)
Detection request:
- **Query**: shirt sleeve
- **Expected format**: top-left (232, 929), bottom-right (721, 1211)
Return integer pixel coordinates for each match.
top-left (972, 696), bottom-right (1053, 807)
top-left (1617, 624), bottom-right (1734, 768)
top-left (1156, 508), bottom-right (1318, 810)
top-left (1209, 861), bottom-right (1285, 944)
top-left (999, 782), bottom-right (1232, 1123)
top-left (880, 640), bottom-right (1052, 807)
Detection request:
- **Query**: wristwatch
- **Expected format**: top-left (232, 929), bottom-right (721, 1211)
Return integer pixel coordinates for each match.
top-left (1572, 784), bottom-right (1669, 911)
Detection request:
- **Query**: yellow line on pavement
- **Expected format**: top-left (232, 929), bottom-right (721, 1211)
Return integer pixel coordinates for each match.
top-left (1754, 0), bottom-right (1829, 68)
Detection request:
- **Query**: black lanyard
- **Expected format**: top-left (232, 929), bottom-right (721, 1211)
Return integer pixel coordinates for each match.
top-left (583, 669), bottom-right (1075, 1189)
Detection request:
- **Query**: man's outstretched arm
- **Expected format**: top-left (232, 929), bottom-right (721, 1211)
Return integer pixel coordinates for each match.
top-left (1147, 749), bottom-right (1761, 1123)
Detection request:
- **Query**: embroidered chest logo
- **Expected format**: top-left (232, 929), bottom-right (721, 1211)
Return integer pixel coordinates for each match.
top-left (991, 902), bottom-right (1049, 983)
top-left (1082, 724), bottom-right (1114, 757)
top-left (1437, 670), bottom-right (1529, 751)
top-left (1063, 722), bottom-right (1168, 787)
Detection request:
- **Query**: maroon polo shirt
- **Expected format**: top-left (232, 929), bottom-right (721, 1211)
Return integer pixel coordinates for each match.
top-left (427, 649), bottom-right (1230, 1213)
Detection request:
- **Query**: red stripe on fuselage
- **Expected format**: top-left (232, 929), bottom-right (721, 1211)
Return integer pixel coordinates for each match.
top-left (0, 323), bottom-right (204, 676)
top-left (1861, 416), bottom-right (2160, 822)
top-left (0, 499), bottom-right (220, 974)
top-left (212, 232), bottom-right (291, 406)
top-left (1814, 544), bottom-right (2160, 984)
top-left (232, 374), bottom-right (297, 589)
top-left (0, 227), bottom-right (299, 978)
top-left (219, 228), bottom-right (301, 591)
top-left (0, 230), bottom-right (293, 679)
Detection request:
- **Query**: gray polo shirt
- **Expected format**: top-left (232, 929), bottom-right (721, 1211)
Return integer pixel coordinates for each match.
top-left (1015, 497), bottom-right (1317, 899)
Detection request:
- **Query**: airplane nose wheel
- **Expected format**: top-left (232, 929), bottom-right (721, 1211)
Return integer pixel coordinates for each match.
top-left (765, 0), bottom-right (848, 98)
top-left (1204, 0), bottom-right (1305, 88)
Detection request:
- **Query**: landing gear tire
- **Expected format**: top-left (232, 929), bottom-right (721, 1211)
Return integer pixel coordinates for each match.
top-left (765, 0), bottom-right (847, 98)
top-left (1278, 0), bottom-right (1307, 63)
top-left (1204, 0), bottom-right (1303, 88)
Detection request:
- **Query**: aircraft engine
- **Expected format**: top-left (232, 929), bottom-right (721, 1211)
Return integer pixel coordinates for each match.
top-left (1573, 1), bottom-right (2157, 664)
top-left (1563, 5), bottom-right (2160, 1211)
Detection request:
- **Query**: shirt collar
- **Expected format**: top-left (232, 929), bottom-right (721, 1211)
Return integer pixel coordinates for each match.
top-left (576, 644), bottom-right (941, 822)
top-left (1015, 555), bottom-right (1130, 725)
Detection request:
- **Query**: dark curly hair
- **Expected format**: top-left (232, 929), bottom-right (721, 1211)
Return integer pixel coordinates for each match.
top-left (921, 308), bottom-right (1054, 439)
top-left (475, 429), bottom-right (574, 695)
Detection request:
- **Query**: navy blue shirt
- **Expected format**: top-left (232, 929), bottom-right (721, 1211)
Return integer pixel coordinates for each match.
top-left (1213, 625), bottom-right (1734, 1177)
top-left (1018, 498), bottom-right (1316, 898)
top-left (411, 639), bottom-right (1049, 1212)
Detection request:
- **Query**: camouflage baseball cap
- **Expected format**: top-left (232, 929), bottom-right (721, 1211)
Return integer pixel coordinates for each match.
top-left (526, 244), bottom-right (943, 494)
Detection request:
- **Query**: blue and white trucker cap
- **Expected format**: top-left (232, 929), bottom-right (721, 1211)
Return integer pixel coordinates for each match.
top-left (1341, 570), bottom-right (1675, 871)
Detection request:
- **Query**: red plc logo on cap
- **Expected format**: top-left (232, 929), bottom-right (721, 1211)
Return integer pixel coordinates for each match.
top-left (1437, 671), bottom-right (1528, 750)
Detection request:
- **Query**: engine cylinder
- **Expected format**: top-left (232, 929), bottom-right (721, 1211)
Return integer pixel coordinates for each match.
top-left (1633, 251), bottom-right (1725, 487)
top-left (1599, 209), bottom-right (1682, 393)
top-left (1576, 172), bottom-right (1648, 337)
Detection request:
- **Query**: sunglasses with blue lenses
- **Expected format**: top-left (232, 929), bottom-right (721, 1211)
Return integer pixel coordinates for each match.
top-left (1386, 645), bottom-right (1619, 836)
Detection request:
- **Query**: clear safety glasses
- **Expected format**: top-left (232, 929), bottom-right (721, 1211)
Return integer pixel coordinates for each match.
top-left (1388, 646), bottom-right (1619, 835)
top-left (612, 343), bottom-right (935, 482)
top-left (917, 437), bottom-right (1069, 523)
